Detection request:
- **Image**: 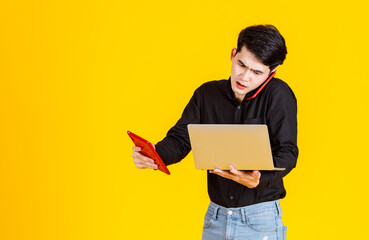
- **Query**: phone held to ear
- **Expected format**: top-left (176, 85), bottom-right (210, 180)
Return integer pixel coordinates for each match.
top-left (246, 71), bottom-right (276, 101)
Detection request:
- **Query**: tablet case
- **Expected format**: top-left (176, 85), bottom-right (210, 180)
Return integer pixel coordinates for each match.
top-left (127, 131), bottom-right (170, 175)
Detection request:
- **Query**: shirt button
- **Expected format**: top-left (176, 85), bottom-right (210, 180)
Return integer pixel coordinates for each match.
top-left (228, 210), bottom-right (233, 215)
top-left (230, 196), bottom-right (233, 200)
top-left (237, 106), bottom-right (241, 110)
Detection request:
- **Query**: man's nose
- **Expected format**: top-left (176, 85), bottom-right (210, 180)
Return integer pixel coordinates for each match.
top-left (241, 69), bottom-right (252, 81)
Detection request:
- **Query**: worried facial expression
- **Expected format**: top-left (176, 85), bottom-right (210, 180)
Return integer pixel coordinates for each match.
top-left (230, 46), bottom-right (276, 103)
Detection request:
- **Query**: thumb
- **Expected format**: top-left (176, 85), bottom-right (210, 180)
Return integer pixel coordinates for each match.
top-left (253, 170), bottom-right (261, 177)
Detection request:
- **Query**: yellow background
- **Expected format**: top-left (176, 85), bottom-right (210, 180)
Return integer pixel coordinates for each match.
top-left (1, 0), bottom-right (369, 239)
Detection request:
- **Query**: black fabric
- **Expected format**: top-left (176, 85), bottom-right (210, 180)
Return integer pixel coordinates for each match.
top-left (155, 77), bottom-right (298, 208)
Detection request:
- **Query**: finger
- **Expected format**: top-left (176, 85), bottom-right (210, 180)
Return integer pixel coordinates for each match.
top-left (253, 170), bottom-right (261, 179)
top-left (132, 153), bottom-right (157, 169)
top-left (251, 170), bottom-right (260, 177)
top-left (132, 146), bottom-right (141, 152)
top-left (212, 168), bottom-right (225, 175)
top-left (136, 163), bottom-right (157, 169)
top-left (135, 163), bottom-right (146, 169)
top-left (132, 152), bottom-right (155, 164)
top-left (142, 163), bottom-right (158, 169)
top-left (133, 159), bottom-right (158, 169)
top-left (229, 164), bottom-right (241, 175)
top-left (210, 169), bottom-right (233, 180)
top-left (133, 157), bottom-right (156, 168)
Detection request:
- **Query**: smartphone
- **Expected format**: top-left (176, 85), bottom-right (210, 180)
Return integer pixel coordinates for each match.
top-left (246, 70), bottom-right (276, 101)
top-left (127, 131), bottom-right (170, 175)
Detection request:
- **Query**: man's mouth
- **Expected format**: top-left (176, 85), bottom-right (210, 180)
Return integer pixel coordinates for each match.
top-left (236, 81), bottom-right (247, 90)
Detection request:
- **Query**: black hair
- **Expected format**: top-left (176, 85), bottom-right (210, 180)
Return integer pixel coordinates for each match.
top-left (236, 25), bottom-right (287, 70)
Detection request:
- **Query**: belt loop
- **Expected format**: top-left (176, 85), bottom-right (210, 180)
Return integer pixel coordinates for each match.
top-left (212, 206), bottom-right (219, 221)
top-left (275, 200), bottom-right (281, 216)
top-left (241, 208), bottom-right (246, 224)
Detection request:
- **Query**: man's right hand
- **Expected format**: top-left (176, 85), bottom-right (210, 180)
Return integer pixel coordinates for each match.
top-left (131, 145), bottom-right (158, 170)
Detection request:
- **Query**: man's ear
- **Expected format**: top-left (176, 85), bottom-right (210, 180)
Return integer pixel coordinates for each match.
top-left (230, 48), bottom-right (237, 61)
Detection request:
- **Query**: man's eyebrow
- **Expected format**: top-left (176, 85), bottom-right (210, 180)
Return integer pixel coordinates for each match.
top-left (237, 59), bottom-right (246, 66)
top-left (237, 60), bottom-right (264, 74)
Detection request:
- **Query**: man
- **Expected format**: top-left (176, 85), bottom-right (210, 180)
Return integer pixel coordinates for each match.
top-left (132, 25), bottom-right (298, 239)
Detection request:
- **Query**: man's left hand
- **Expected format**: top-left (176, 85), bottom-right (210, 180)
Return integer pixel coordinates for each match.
top-left (209, 165), bottom-right (261, 188)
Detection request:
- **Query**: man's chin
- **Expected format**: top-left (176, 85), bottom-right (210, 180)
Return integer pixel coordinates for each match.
top-left (232, 86), bottom-right (247, 95)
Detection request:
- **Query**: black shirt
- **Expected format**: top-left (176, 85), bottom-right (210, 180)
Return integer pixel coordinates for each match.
top-left (155, 77), bottom-right (298, 207)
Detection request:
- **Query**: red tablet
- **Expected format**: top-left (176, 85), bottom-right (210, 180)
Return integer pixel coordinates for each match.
top-left (127, 131), bottom-right (170, 175)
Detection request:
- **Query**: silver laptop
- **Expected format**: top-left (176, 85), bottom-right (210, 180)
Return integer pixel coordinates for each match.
top-left (187, 124), bottom-right (285, 171)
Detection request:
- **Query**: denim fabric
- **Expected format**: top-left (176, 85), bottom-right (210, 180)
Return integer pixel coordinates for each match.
top-left (202, 200), bottom-right (287, 240)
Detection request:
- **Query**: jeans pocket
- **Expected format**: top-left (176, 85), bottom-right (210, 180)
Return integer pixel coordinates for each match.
top-left (246, 211), bottom-right (277, 232)
top-left (203, 217), bottom-right (213, 228)
top-left (203, 208), bottom-right (214, 228)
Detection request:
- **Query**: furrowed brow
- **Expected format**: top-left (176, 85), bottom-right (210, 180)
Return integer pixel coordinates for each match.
top-left (238, 60), bottom-right (246, 66)
top-left (238, 60), bottom-right (264, 74)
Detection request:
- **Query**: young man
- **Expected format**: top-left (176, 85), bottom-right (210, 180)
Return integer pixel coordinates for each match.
top-left (132, 25), bottom-right (298, 239)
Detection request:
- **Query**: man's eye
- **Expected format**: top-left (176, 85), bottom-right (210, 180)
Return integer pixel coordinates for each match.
top-left (254, 71), bottom-right (261, 75)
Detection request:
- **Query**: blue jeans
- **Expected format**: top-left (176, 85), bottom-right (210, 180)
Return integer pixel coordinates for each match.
top-left (202, 200), bottom-right (287, 240)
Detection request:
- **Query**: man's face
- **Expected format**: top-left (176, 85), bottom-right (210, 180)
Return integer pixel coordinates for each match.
top-left (230, 46), bottom-right (275, 102)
